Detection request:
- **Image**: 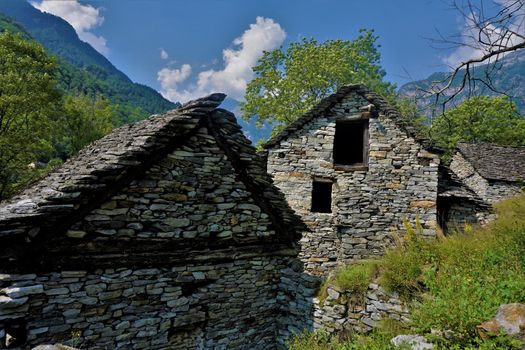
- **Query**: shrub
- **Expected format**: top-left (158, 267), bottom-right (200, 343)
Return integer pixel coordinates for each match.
top-left (317, 260), bottom-right (378, 304)
top-left (379, 219), bottom-right (436, 300)
top-left (335, 260), bottom-right (378, 294)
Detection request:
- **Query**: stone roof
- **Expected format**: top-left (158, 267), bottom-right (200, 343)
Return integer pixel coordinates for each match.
top-left (0, 94), bottom-right (306, 242)
top-left (438, 165), bottom-right (489, 206)
top-left (457, 142), bottom-right (525, 182)
top-left (262, 84), bottom-right (435, 150)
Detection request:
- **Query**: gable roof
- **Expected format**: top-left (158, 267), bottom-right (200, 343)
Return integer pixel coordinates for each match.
top-left (0, 94), bottom-right (306, 242)
top-left (262, 84), bottom-right (435, 150)
top-left (457, 142), bottom-right (525, 182)
top-left (438, 165), bottom-right (490, 207)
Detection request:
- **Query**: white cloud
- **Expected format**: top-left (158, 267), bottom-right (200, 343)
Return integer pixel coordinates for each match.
top-left (31, 0), bottom-right (109, 56)
top-left (442, 1), bottom-right (525, 68)
top-left (196, 17), bottom-right (287, 100)
top-left (160, 48), bottom-right (169, 60)
top-left (157, 64), bottom-right (193, 102)
top-left (157, 16), bottom-right (286, 103)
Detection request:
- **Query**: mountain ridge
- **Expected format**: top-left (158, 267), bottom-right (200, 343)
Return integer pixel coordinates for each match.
top-left (399, 50), bottom-right (525, 115)
top-left (0, 0), bottom-right (178, 123)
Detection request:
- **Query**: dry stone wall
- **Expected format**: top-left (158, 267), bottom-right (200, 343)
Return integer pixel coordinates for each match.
top-left (0, 258), bottom-right (290, 350)
top-left (314, 283), bottom-right (409, 334)
top-left (266, 91), bottom-right (440, 276)
top-left (0, 120), bottom-right (306, 349)
top-left (67, 126), bottom-right (276, 243)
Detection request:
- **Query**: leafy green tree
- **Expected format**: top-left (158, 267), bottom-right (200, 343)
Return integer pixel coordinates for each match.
top-left (396, 98), bottom-right (431, 136)
top-left (241, 29), bottom-right (395, 134)
top-left (57, 94), bottom-right (115, 155)
top-left (0, 31), bottom-right (61, 200)
top-left (431, 96), bottom-right (525, 161)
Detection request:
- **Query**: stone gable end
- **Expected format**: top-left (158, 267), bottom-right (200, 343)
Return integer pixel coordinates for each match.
top-left (69, 126), bottom-right (276, 245)
top-left (0, 95), bottom-right (306, 350)
top-left (264, 86), bottom-right (440, 275)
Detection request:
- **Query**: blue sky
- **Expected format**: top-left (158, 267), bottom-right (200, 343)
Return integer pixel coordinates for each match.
top-left (30, 0), bottom-right (488, 103)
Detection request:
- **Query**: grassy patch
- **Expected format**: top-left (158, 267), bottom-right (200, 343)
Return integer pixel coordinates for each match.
top-left (287, 330), bottom-right (395, 350)
top-left (317, 260), bottom-right (379, 304)
top-left (335, 260), bottom-right (379, 294)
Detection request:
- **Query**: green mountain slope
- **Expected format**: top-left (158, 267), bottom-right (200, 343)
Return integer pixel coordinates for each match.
top-left (0, 0), bottom-right (177, 123)
top-left (399, 50), bottom-right (525, 115)
top-left (0, 13), bottom-right (29, 37)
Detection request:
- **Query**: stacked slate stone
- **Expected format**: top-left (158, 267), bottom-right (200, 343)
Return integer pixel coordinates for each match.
top-left (436, 142), bottom-right (525, 232)
top-left (0, 94), bottom-right (307, 349)
top-left (263, 84), bottom-right (434, 151)
top-left (263, 84), bottom-right (441, 276)
top-left (314, 283), bottom-right (410, 334)
top-left (437, 165), bottom-right (493, 232)
top-left (450, 143), bottom-right (525, 204)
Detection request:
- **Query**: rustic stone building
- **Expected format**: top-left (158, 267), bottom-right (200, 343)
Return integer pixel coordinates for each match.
top-left (0, 94), bottom-right (308, 349)
top-left (450, 143), bottom-right (524, 203)
top-left (438, 142), bottom-right (525, 231)
top-left (261, 84), bottom-right (441, 275)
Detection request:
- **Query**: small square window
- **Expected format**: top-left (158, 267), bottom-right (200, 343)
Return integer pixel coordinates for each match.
top-left (311, 181), bottom-right (332, 213)
top-left (333, 120), bottom-right (369, 166)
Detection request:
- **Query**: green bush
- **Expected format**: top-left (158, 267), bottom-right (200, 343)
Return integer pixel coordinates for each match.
top-left (335, 260), bottom-right (378, 294)
top-left (409, 195), bottom-right (525, 344)
top-left (318, 260), bottom-right (378, 304)
top-left (379, 219), bottom-right (436, 300)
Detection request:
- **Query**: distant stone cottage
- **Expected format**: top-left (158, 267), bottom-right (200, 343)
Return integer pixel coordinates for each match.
top-left (0, 94), bottom-right (307, 349)
top-left (451, 142), bottom-right (525, 203)
top-left (438, 142), bottom-right (525, 231)
top-left (261, 84), bottom-right (441, 275)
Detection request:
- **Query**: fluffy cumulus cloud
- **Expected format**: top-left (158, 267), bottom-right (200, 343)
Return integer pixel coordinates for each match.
top-left (157, 64), bottom-right (193, 101)
top-left (31, 0), bottom-right (109, 56)
top-left (442, 0), bottom-right (525, 68)
top-left (158, 17), bottom-right (286, 103)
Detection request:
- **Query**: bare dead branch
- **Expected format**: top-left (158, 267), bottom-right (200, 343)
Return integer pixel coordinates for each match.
top-left (417, 0), bottom-right (525, 114)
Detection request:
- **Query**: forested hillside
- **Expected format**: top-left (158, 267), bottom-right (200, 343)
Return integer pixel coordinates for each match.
top-left (0, 0), bottom-right (177, 124)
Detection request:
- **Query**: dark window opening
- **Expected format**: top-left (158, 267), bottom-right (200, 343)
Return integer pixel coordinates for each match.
top-left (311, 181), bottom-right (332, 213)
top-left (4, 319), bottom-right (27, 348)
top-left (333, 120), bottom-right (369, 166)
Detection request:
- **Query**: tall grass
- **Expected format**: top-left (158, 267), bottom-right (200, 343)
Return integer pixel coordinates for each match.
top-left (318, 260), bottom-right (379, 305)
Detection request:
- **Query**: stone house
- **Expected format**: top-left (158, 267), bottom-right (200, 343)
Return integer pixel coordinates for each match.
top-left (438, 142), bottom-right (525, 231)
top-left (450, 143), bottom-right (524, 203)
top-left (261, 84), bottom-right (441, 275)
top-left (0, 94), bottom-right (308, 349)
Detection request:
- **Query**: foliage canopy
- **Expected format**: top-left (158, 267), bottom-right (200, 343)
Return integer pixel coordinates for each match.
top-left (0, 31), bottom-right (61, 199)
top-left (56, 95), bottom-right (115, 156)
top-left (241, 29), bottom-right (395, 135)
top-left (431, 96), bottom-right (525, 161)
top-left (0, 32), bottom-right (116, 201)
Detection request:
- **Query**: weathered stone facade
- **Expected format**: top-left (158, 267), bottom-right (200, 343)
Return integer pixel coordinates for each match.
top-left (314, 283), bottom-right (409, 334)
top-left (438, 143), bottom-right (524, 232)
top-left (437, 166), bottom-right (493, 232)
top-left (0, 95), bottom-right (307, 349)
top-left (450, 143), bottom-right (524, 204)
top-left (0, 261), bottom-right (292, 349)
top-left (262, 85), bottom-right (440, 276)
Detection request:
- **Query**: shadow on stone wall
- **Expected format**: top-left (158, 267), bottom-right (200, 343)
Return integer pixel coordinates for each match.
top-left (277, 257), bottom-right (320, 346)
